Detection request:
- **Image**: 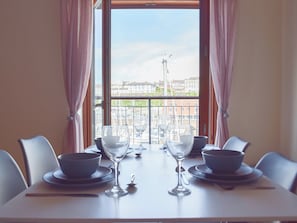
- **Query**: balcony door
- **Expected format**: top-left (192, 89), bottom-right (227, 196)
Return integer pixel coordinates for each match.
top-left (91, 0), bottom-right (210, 145)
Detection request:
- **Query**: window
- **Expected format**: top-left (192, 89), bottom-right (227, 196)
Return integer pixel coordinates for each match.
top-left (87, 0), bottom-right (210, 145)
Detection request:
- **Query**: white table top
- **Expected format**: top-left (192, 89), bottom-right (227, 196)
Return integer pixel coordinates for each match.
top-left (1, 146), bottom-right (297, 223)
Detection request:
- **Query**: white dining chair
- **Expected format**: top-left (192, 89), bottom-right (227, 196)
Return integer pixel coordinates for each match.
top-left (0, 149), bottom-right (27, 205)
top-left (255, 152), bottom-right (297, 193)
top-left (222, 136), bottom-right (249, 152)
top-left (19, 135), bottom-right (59, 186)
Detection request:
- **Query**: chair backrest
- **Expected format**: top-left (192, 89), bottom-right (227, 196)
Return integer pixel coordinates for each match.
top-left (255, 152), bottom-right (297, 192)
top-left (19, 135), bottom-right (59, 186)
top-left (0, 150), bottom-right (27, 205)
top-left (222, 136), bottom-right (249, 152)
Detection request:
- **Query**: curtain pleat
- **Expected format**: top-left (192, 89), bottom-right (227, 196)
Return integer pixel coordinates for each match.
top-left (60, 0), bottom-right (93, 153)
top-left (210, 0), bottom-right (237, 147)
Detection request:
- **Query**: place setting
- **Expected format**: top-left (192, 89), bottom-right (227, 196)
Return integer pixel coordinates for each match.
top-left (188, 149), bottom-right (264, 187)
top-left (42, 152), bottom-right (114, 188)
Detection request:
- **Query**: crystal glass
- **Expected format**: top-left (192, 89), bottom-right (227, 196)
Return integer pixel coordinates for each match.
top-left (101, 125), bottom-right (130, 197)
top-left (158, 114), bottom-right (170, 150)
top-left (134, 114), bottom-right (147, 152)
top-left (166, 125), bottom-right (194, 196)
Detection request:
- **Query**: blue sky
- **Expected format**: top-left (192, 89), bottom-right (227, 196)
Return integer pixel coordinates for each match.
top-left (94, 9), bottom-right (199, 84)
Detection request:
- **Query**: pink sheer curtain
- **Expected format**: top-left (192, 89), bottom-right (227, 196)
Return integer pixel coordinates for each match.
top-left (60, 0), bottom-right (93, 153)
top-left (210, 0), bottom-right (237, 147)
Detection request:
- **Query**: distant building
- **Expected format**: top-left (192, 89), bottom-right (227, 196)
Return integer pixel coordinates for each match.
top-left (170, 79), bottom-right (185, 95)
top-left (95, 76), bottom-right (199, 97)
top-left (185, 77), bottom-right (199, 93)
top-left (124, 81), bottom-right (156, 95)
top-left (112, 83), bottom-right (129, 96)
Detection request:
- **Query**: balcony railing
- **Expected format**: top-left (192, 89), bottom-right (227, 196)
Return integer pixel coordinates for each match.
top-left (94, 96), bottom-right (199, 145)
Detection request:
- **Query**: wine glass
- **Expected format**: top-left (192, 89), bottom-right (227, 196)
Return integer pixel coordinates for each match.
top-left (101, 125), bottom-right (130, 197)
top-left (166, 124), bottom-right (194, 196)
top-left (158, 114), bottom-right (170, 150)
top-left (134, 114), bottom-right (147, 153)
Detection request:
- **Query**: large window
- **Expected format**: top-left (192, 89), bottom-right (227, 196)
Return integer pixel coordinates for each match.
top-left (90, 0), bottom-right (210, 145)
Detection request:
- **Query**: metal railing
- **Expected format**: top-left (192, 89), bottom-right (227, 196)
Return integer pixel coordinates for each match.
top-left (94, 96), bottom-right (199, 144)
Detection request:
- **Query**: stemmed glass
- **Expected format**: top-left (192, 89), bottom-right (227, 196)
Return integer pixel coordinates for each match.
top-left (134, 114), bottom-right (147, 152)
top-left (166, 124), bottom-right (193, 196)
top-left (158, 114), bottom-right (170, 150)
top-left (101, 125), bottom-right (130, 197)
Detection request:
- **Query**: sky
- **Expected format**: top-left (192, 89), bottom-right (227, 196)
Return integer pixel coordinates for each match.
top-left (94, 9), bottom-right (200, 84)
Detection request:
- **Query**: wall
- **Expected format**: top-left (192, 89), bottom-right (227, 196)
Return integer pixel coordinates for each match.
top-left (229, 0), bottom-right (297, 164)
top-left (228, 0), bottom-right (282, 164)
top-left (0, 0), bottom-right (68, 173)
top-left (281, 0), bottom-right (297, 159)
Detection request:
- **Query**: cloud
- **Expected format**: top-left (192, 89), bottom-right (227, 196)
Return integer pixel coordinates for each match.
top-left (110, 40), bottom-right (199, 83)
top-left (94, 11), bottom-right (200, 84)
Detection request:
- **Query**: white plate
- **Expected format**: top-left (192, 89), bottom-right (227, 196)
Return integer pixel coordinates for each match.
top-left (188, 165), bottom-right (262, 185)
top-left (43, 170), bottom-right (113, 188)
top-left (195, 163), bottom-right (254, 180)
top-left (52, 166), bottom-right (112, 183)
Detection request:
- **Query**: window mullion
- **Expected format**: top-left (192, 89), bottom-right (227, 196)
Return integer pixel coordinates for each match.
top-left (102, 0), bottom-right (112, 125)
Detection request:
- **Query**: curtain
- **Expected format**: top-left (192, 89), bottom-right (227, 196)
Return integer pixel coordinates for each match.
top-left (60, 0), bottom-right (93, 153)
top-left (210, 0), bottom-right (237, 148)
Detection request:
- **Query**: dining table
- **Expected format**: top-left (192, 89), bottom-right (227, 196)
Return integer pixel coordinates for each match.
top-left (1, 144), bottom-right (297, 223)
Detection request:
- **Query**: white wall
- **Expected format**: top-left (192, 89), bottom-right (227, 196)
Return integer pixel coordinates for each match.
top-left (229, 0), bottom-right (282, 164)
top-left (229, 0), bottom-right (297, 164)
top-left (281, 0), bottom-right (297, 159)
top-left (0, 0), bottom-right (68, 172)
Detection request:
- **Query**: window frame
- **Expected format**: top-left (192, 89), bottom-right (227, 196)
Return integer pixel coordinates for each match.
top-left (111, 0), bottom-right (199, 9)
top-left (83, 0), bottom-right (213, 147)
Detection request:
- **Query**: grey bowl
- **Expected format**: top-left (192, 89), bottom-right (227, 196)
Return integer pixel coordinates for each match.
top-left (58, 153), bottom-right (101, 178)
top-left (94, 138), bottom-right (109, 159)
top-left (189, 136), bottom-right (208, 156)
top-left (94, 138), bottom-right (103, 150)
top-left (194, 136), bottom-right (208, 149)
top-left (201, 149), bottom-right (244, 173)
